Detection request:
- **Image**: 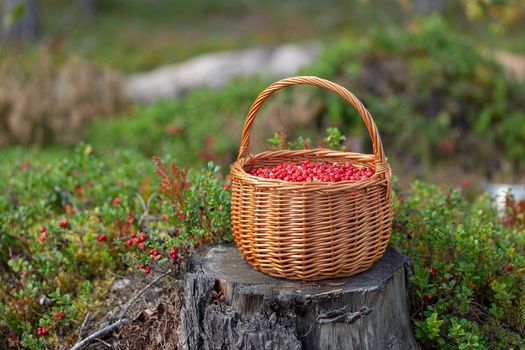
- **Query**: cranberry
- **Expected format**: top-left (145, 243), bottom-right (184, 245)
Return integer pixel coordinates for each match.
top-left (53, 311), bottom-right (65, 319)
top-left (112, 197), bottom-right (121, 205)
top-left (130, 232), bottom-right (137, 239)
top-left (170, 247), bottom-right (180, 261)
top-left (149, 249), bottom-right (159, 257)
top-left (37, 327), bottom-right (49, 336)
top-left (96, 234), bottom-right (107, 242)
top-left (126, 239), bottom-right (135, 246)
top-left (426, 294), bottom-right (433, 300)
top-left (430, 267), bottom-right (437, 278)
top-left (58, 219), bottom-right (69, 229)
top-left (248, 161), bottom-right (375, 183)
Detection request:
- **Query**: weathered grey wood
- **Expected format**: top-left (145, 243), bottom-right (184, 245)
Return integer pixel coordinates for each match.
top-left (179, 244), bottom-right (419, 350)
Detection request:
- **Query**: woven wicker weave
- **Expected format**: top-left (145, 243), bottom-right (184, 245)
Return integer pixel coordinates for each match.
top-left (230, 76), bottom-right (393, 280)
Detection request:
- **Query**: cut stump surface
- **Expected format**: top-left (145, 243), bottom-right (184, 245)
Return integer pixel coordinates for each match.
top-left (180, 244), bottom-right (419, 350)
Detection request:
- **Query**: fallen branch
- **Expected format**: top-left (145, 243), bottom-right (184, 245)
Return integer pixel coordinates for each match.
top-left (119, 270), bottom-right (171, 320)
top-left (69, 319), bottom-right (129, 350)
top-left (69, 271), bottom-right (171, 350)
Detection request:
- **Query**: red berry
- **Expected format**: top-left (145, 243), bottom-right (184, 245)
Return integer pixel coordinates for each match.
top-left (224, 183), bottom-right (231, 191)
top-left (149, 249), bottom-right (159, 257)
top-left (140, 243), bottom-right (146, 251)
top-left (58, 219), bottom-right (69, 229)
top-left (53, 311), bottom-right (61, 319)
top-left (162, 213), bottom-right (168, 220)
top-left (170, 246), bottom-right (180, 261)
top-left (37, 327), bottom-right (48, 336)
top-left (96, 234), bottom-right (107, 242)
top-left (426, 294), bottom-right (432, 300)
top-left (130, 232), bottom-right (137, 239)
top-left (430, 267), bottom-right (437, 278)
top-left (39, 227), bottom-right (47, 234)
top-left (112, 197), bottom-right (121, 205)
top-left (22, 271), bottom-right (28, 276)
top-left (507, 263), bottom-right (513, 272)
top-left (248, 162), bottom-right (375, 183)
top-left (126, 239), bottom-right (135, 246)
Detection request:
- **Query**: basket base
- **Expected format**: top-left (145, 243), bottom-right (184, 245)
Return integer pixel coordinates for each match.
top-left (179, 244), bottom-right (419, 350)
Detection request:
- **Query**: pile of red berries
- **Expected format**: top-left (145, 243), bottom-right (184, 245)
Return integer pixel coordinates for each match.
top-left (248, 160), bottom-right (375, 182)
top-left (37, 327), bottom-right (48, 337)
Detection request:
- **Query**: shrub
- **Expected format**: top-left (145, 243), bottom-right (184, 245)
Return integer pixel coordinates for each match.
top-left (392, 181), bottom-right (525, 349)
top-left (0, 145), bottom-right (230, 349)
top-left (308, 16), bottom-right (525, 176)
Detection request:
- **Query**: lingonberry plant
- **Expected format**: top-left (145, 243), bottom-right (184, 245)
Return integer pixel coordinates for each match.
top-left (248, 160), bottom-right (375, 182)
top-left (392, 181), bottom-right (525, 349)
top-left (0, 144), bottom-right (232, 349)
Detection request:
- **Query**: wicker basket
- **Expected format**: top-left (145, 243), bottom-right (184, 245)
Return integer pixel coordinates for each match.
top-left (230, 76), bottom-right (393, 280)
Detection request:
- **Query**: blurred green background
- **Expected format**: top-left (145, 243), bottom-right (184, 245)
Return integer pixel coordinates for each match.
top-left (1, 0), bottom-right (524, 187)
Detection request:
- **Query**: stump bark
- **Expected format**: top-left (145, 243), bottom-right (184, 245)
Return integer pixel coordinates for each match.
top-left (179, 244), bottom-right (419, 350)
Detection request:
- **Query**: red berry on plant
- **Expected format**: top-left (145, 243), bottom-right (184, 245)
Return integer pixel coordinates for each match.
top-left (126, 239), bottom-right (135, 246)
top-left (170, 246), bottom-right (180, 261)
top-left (96, 234), bottom-right (107, 242)
top-left (22, 271), bottom-right (28, 276)
top-left (112, 197), bottom-right (121, 205)
top-left (430, 267), bottom-right (437, 278)
top-left (224, 183), bottom-right (231, 191)
top-left (58, 219), bottom-right (69, 229)
top-left (139, 243), bottom-right (146, 251)
top-left (130, 232), bottom-right (137, 239)
top-left (149, 249), bottom-right (159, 257)
top-left (37, 327), bottom-right (49, 336)
top-left (427, 294), bottom-right (432, 300)
top-left (162, 213), bottom-right (168, 220)
top-left (507, 263), bottom-right (513, 272)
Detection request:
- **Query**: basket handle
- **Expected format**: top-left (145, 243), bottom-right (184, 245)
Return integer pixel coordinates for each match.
top-left (237, 76), bottom-right (386, 163)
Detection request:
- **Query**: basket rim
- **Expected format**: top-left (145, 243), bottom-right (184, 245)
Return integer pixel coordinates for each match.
top-left (231, 148), bottom-right (391, 190)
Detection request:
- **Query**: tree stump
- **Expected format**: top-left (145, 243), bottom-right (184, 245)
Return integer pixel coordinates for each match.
top-left (179, 244), bottom-right (419, 350)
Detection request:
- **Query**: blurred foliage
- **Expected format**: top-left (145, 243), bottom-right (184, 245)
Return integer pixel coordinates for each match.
top-left (392, 181), bottom-right (525, 349)
top-left (85, 77), bottom-right (265, 167)
top-left (84, 16), bottom-right (525, 179)
top-left (0, 51), bottom-right (125, 147)
top-left (308, 16), bottom-right (525, 178)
